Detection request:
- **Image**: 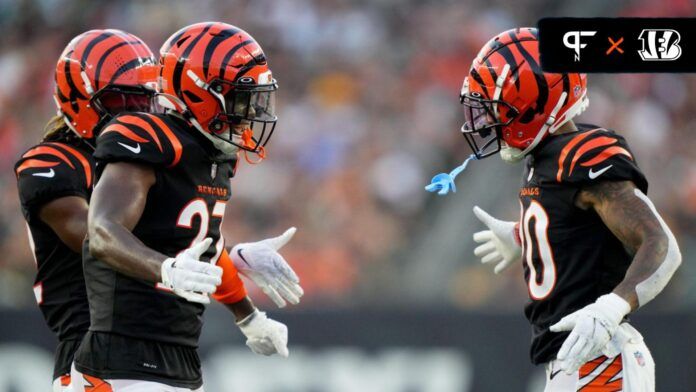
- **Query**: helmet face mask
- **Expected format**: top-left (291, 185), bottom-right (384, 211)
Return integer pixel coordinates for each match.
top-left (460, 91), bottom-right (519, 159)
top-left (91, 84), bottom-right (156, 118)
top-left (207, 77), bottom-right (278, 153)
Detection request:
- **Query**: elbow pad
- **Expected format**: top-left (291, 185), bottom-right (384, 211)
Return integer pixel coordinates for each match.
top-left (633, 189), bottom-right (682, 307)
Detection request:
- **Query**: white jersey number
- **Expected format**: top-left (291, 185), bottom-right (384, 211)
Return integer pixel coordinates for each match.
top-left (522, 200), bottom-right (557, 299)
top-left (176, 198), bottom-right (226, 264)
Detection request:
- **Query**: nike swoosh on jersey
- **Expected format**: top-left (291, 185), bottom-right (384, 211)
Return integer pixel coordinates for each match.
top-left (549, 369), bottom-right (562, 380)
top-left (118, 142), bottom-right (141, 154)
top-left (32, 169), bottom-right (55, 178)
top-left (588, 165), bottom-right (613, 179)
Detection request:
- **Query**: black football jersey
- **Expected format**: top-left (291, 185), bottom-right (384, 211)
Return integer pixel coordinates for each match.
top-left (14, 140), bottom-right (94, 377)
top-left (75, 112), bottom-right (235, 387)
top-left (519, 124), bottom-right (648, 365)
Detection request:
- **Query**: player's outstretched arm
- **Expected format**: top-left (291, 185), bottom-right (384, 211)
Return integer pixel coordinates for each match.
top-left (575, 180), bottom-right (681, 310)
top-left (39, 196), bottom-right (89, 253)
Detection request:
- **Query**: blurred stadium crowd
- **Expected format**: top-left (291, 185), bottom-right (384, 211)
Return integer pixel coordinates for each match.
top-left (0, 0), bottom-right (693, 310)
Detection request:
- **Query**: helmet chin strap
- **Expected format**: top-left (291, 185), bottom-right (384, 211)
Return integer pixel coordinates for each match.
top-left (199, 126), bottom-right (239, 157)
top-left (500, 91), bottom-right (568, 164)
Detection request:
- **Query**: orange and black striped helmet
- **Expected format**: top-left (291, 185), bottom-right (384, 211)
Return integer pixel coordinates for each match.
top-left (159, 22), bottom-right (277, 155)
top-left (460, 28), bottom-right (588, 161)
top-left (54, 29), bottom-right (158, 139)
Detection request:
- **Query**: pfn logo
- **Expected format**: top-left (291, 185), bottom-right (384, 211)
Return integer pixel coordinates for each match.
top-left (638, 29), bottom-right (682, 61)
top-left (563, 31), bottom-right (597, 61)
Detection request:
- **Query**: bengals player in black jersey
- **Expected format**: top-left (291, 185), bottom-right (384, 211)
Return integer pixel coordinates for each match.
top-left (71, 22), bottom-right (302, 392)
top-left (14, 30), bottom-right (157, 391)
top-left (454, 28), bottom-right (680, 391)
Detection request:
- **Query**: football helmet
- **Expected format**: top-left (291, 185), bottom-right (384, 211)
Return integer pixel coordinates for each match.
top-left (158, 22), bottom-right (278, 156)
top-left (460, 27), bottom-right (588, 162)
top-left (54, 29), bottom-right (158, 139)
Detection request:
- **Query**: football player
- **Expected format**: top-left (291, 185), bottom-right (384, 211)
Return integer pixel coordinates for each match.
top-left (14, 29), bottom-right (158, 391)
top-left (457, 28), bottom-right (680, 391)
top-left (70, 22), bottom-right (302, 391)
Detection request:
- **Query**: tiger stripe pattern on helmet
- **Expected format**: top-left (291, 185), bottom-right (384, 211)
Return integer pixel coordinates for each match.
top-left (464, 27), bottom-right (588, 155)
top-left (55, 29), bottom-right (157, 139)
top-left (159, 21), bottom-right (276, 150)
top-left (160, 23), bottom-right (263, 93)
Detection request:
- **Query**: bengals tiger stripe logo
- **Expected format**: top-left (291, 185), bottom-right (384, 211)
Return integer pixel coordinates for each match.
top-left (160, 22), bottom-right (264, 97)
top-left (577, 355), bottom-right (623, 391)
top-left (15, 142), bottom-right (93, 188)
top-left (555, 129), bottom-right (633, 182)
top-left (469, 28), bottom-right (570, 126)
top-left (101, 113), bottom-right (183, 168)
top-left (54, 29), bottom-right (157, 138)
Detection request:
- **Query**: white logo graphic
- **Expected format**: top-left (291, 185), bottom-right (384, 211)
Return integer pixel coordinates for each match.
top-left (638, 29), bottom-right (682, 61)
top-left (118, 142), bottom-right (141, 154)
top-left (32, 169), bottom-right (55, 178)
top-left (588, 165), bottom-right (613, 179)
top-left (563, 31), bottom-right (597, 61)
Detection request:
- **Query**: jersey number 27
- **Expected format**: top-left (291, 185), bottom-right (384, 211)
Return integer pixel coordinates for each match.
top-left (177, 198), bottom-right (226, 264)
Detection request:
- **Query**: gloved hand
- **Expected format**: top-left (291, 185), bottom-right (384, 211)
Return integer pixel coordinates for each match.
top-left (231, 227), bottom-right (303, 308)
top-left (237, 309), bottom-right (289, 357)
top-left (472, 206), bottom-right (522, 274)
top-left (161, 238), bottom-right (222, 304)
top-left (550, 293), bottom-right (632, 374)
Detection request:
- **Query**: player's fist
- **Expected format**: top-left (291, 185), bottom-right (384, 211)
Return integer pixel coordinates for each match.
top-left (161, 238), bottom-right (223, 304)
top-left (231, 227), bottom-right (303, 308)
top-left (237, 309), bottom-right (289, 357)
top-left (472, 206), bottom-right (522, 274)
top-left (550, 293), bottom-right (631, 374)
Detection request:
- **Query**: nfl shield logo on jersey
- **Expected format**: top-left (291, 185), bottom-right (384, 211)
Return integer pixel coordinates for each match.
top-left (634, 351), bottom-right (646, 367)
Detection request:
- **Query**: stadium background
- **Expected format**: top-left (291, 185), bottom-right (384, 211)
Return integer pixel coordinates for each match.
top-left (0, 0), bottom-right (694, 390)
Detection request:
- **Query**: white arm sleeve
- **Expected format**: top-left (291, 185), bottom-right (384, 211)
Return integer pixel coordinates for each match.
top-left (632, 188), bottom-right (682, 307)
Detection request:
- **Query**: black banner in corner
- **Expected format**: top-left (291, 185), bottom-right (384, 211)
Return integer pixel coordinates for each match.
top-left (538, 18), bottom-right (696, 73)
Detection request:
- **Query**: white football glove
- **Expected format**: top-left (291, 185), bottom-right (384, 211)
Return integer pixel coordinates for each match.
top-left (472, 206), bottom-right (522, 274)
top-left (231, 227), bottom-right (303, 308)
top-left (550, 293), bottom-right (631, 374)
top-left (237, 309), bottom-right (289, 357)
top-left (161, 238), bottom-right (223, 304)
